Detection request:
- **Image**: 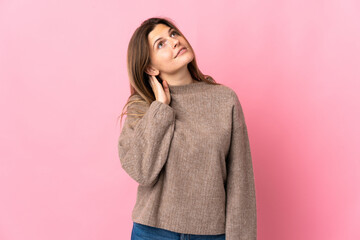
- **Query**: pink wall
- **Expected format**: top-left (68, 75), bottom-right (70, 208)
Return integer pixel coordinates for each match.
top-left (1, 0), bottom-right (359, 239)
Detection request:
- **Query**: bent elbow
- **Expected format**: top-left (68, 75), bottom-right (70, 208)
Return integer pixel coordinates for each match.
top-left (137, 175), bottom-right (160, 187)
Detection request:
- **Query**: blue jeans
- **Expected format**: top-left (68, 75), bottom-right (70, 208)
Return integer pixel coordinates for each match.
top-left (131, 222), bottom-right (226, 240)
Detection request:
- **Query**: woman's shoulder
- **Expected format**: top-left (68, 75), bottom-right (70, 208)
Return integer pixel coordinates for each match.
top-left (207, 82), bottom-right (241, 105)
top-left (126, 94), bottom-right (150, 115)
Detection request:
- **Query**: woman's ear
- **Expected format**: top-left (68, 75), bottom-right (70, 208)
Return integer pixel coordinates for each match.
top-left (145, 66), bottom-right (159, 76)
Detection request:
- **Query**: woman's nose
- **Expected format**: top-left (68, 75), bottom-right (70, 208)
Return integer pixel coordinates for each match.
top-left (169, 38), bottom-right (179, 48)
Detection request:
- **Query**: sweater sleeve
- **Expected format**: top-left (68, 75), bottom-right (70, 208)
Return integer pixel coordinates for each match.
top-left (225, 92), bottom-right (257, 240)
top-left (117, 100), bottom-right (176, 187)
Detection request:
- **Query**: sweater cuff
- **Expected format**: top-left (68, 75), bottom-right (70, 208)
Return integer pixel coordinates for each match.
top-left (150, 100), bottom-right (175, 124)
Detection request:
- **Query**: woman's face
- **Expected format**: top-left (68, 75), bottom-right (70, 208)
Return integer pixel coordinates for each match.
top-left (147, 24), bottom-right (194, 76)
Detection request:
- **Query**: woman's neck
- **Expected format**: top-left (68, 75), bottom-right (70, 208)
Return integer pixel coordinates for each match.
top-left (160, 67), bottom-right (194, 86)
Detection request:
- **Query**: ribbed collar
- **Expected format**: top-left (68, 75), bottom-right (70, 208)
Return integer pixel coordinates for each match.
top-left (167, 81), bottom-right (209, 94)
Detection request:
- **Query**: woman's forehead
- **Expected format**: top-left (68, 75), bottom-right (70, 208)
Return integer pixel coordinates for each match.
top-left (148, 24), bottom-right (171, 46)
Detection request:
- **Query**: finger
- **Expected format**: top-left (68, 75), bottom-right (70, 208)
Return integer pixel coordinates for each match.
top-left (152, 76), bottom-right (162, 88)
top-left (149, 76), bottom-right (160, 98)
top-left (151, 76), bottom-right (161, 88)
top-left (149, 75), bottom-right (156, 89)
top-left (163, 80), bottom-right (171, 101)
top-left (162, 80), bottom-right (169, 92)
top-left (149, 75), bottom-right (155, 83)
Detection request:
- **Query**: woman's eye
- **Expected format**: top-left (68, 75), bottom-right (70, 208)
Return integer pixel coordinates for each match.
top-left (157, 31), bottom-right (179, 49)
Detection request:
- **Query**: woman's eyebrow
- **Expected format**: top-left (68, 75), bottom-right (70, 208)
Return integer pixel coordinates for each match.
top-left (153, 28), bottom-right (174, 49)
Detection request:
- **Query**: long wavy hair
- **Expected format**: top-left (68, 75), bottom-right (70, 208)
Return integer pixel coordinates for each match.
top-left (117, 17), bottom-right (222, 129)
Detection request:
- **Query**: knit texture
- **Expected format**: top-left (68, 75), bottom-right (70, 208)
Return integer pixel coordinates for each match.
top-left (118, 81), bottom-right (257, 239)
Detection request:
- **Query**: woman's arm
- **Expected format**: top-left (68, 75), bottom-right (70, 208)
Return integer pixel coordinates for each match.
top-left (118, 99), bottom-right (175, 187)
top-left (225, 91), bottom-right (257, 240)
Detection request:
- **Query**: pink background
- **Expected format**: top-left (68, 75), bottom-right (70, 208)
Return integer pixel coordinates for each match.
top-left (1, 0), bottom-right (359, 239)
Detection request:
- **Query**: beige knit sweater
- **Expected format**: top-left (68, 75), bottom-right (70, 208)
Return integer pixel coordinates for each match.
top-left (118, 81), bottom-right (257, 239)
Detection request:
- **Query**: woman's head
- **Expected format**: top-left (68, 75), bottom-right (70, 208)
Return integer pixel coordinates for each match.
top-left (117, 17), bottom-right (220, 128)
top-left (145, 23), bottom-right (194, 79)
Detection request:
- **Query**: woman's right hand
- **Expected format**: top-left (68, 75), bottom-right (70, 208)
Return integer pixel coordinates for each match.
top-left (148, 75), bottom-right (171, 105)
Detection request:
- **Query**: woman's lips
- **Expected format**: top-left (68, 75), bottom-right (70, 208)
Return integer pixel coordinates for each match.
top-left (175, 48), bottom-right (187, 58)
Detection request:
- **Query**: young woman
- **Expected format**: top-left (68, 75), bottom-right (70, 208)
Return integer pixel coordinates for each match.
top-left (117, 17), bottom-right (257, 240)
